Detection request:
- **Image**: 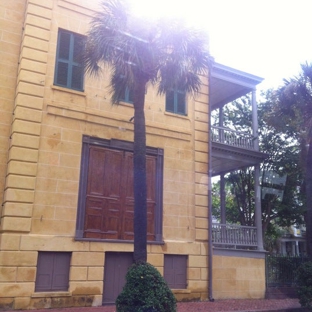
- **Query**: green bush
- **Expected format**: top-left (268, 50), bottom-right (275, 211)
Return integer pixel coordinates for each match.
top-left (116, 262), bottom-right (177, 312)
top-left (296, 261), bottom-right (312, 310)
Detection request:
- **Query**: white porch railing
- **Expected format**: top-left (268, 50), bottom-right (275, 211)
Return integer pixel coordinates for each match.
top-left (211, 126), bottom-right (255, 150)
top-left (212, 223), bottom-right (258, 249)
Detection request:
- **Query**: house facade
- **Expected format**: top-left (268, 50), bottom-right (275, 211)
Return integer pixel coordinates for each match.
top-left (0, 0), bottom-right (266, 309)
top-left (278, 225), bottom-right (306, 256)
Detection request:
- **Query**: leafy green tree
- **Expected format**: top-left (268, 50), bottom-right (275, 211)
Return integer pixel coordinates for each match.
top-left (269, 63), bottom-right (312, 255)
top-left (260, 91), bottom-right (304, 234)
top-left (83, 0), bottom-right (210, 263)
top-left (211, 180), bottom-right (238, 222)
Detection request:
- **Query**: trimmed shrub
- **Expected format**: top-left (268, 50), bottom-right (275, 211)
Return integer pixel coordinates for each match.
top-left (296, 261), bottom-right (312, 310)
top-left (116, 262), bottom-right (177, 312)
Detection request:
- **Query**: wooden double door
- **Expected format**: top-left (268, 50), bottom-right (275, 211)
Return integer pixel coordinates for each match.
top-left (84, 146), bottom-right (156, 241)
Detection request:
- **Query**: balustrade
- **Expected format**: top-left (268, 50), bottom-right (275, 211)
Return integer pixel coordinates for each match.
top-left (211, 126), bottom-right (255, 150)
top-left (212, 223), bottom-right (258, 249)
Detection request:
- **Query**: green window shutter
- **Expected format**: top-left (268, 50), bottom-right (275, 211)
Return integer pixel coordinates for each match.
top-left (54, 29), bottom-right (84, 91)
top-left (120, 87), bottom-right (133, 103)
top-left (165, 90), bottom-right (175, 113)
top-left (176, 90), bottom-right (186, 115)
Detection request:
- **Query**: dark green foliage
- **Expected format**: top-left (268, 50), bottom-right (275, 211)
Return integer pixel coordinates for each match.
top-left (271, 63), bottom-right (312, 255)
top-left (296, 261), bottom-right (312, 309)
top-left (116, 262), bottom-right (176, 312)
top-left (266, 255), bottom-right (310, 287)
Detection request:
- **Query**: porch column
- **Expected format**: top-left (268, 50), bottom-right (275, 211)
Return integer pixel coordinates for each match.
top-left (219, 108), bottom-right (226, 224)
top-left (220, 174), bottom-right (226, 224)
top-left (251, 90), bottom-right (259, 150)
top-left (295, 241), bottom-right (299, 256)
top-left (252, 89), bottom-right (264, 250)
top-left (219, 107), bottom-right (224, 143)
top-left (254, 164), bottom-right (264, 250)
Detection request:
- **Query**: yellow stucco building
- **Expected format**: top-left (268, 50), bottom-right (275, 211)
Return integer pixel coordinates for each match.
top-left (0, 0), bottom-right (266, 309)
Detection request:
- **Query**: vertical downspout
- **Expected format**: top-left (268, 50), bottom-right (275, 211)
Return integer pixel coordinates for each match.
top-left (208, 64), bottom-right (214, 302)
top-left (252, 89), bottom-right (264, 251)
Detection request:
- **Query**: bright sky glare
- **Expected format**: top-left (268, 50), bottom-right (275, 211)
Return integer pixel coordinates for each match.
top-left (130, 0), bottom-right (312, 90)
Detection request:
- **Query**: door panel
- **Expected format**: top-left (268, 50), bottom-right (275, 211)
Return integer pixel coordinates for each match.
top-left (103, 252), bottom-right (133, 305)
top-left (84, 146), bottom-right (157, 241)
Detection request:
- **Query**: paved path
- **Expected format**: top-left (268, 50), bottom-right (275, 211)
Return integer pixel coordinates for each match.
top-left (13, 298), bottom-right (302, 312)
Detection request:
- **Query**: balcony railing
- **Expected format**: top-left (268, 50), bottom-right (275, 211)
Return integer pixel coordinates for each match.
top-left (211, 126), bottom-right (255, 150)
top-left (212, 223), bottom-right (258, 249)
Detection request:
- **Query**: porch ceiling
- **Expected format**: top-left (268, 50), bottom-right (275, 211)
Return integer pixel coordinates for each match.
top-left (211, 142), bottom-right (268, 176)
top-left (210, 62), bottom-right (263, 110)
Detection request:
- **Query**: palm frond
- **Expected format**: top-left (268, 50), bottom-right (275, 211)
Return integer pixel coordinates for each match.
top-left (84, 0), bottom-right (211, 103)
top-left (83, 0), bottom-right (130, 76)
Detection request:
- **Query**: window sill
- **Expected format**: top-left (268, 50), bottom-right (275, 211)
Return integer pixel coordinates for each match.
top-left (51, 85), bottom-right (86, 97)
top-left (32, 291), bottom-right (71, 298)
top-left (74, 236), bottom-right (165, 245)
top-left (164, 111), bottom-right (189, 119)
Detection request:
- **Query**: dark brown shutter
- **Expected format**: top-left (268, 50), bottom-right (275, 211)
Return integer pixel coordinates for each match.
top-left (84, 147), bottom-right (123, 239)
top-left (146, 155), bottom-right (156, 240)
top-left (122, 152), bottom-right (134, 240)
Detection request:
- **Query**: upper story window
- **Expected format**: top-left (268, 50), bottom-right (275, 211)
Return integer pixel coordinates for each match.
top-left (121, 87), bottom-right (134, 104)
top-left (54, 29), bottom-right (85, 91)
top-left (166, 89), bottom-right (187, 115)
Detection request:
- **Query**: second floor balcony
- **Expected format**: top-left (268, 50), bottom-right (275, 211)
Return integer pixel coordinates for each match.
top-left (210, 62), bottom-right (267, 176)
top-left (211, 126), bottom-right (255, 150)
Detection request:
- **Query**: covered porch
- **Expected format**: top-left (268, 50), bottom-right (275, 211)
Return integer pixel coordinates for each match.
top-left (209, 62), bottom-right (266, 252)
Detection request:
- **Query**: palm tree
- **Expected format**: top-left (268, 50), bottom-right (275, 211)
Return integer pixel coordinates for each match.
top-left (83, 0), bottom-right (210, 263)
top-left (273, 62), bottom-right (312, 256)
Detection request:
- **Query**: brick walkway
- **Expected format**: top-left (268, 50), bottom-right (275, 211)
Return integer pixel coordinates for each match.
top-left (13, 298), bottom-right (302, 312)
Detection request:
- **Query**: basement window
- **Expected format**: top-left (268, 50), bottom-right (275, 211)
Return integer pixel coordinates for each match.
top-left (35, 252), bottom-right (71, 292)
top-left (164, 254), bottom-right (187, 289)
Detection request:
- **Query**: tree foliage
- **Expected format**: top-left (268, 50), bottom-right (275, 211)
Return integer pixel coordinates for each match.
top-left (268, 63), bottom-right (312, 255)
top-left (296, 261), bottom-right (312, 309)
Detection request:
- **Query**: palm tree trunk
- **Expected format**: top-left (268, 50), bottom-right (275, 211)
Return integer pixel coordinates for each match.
top-left (133, 77), bottom-right (147, 263)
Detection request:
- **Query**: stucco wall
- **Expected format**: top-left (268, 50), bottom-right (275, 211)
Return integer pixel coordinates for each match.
top-left (213, 254), bottom-right (266, 299)
top-left (0, 0), bottom-right (26, 221)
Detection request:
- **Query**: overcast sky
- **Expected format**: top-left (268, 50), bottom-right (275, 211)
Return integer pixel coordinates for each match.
top-left (131, 0), bottom-right (312, 90)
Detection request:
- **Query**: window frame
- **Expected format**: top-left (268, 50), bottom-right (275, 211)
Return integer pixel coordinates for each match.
top-left (35, 252), bottom-right (71, 292)
top-left (75, 135), bottom-right (164, 243)
top-left (54, 28), bottom-right (85, 92)
top-left (165, 89), bottom-right (187, 115)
